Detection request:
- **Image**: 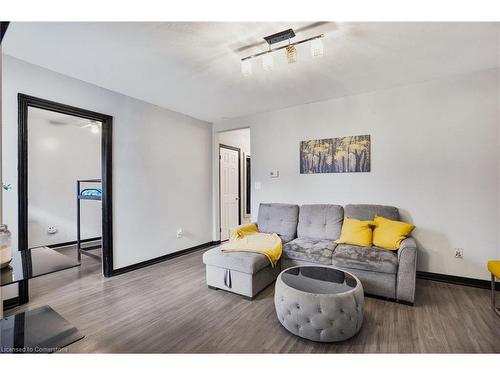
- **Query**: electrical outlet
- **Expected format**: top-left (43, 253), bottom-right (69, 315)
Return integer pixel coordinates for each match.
top-left (47, 226), bottom-right (58, 235)
top-left (454, 248), bottom-right (464, 258)
top-left (176, 228), bottom-right (183, 239)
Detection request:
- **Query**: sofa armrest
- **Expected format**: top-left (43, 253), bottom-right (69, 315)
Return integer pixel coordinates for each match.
top-left (396, 237), bottom-right (418, 304)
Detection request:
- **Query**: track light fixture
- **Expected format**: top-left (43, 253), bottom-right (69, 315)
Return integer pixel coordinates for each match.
top-left (240, 28), bottom-right (325, 77)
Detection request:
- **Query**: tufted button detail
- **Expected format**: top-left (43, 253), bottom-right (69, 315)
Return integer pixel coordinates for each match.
top-left (296, 324), bottom-right (301, 330)
top-left (340, 329), bottom-right (345, 335)
top-left (340, 308), bottom-right (344, 313)
top-left (296, 304), bottom-right (300, 309)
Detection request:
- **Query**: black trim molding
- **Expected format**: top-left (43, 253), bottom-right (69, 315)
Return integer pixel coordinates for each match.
top-left (417, 271), bottom-right (500, 291)
top-left (363, 293), bottom-right (414, 306)
top-left (3, 297), bottom-right (19, 311)
top-left (112, 241), bottom-right (220, 276)
top-left (18, 94), bottom-right (113, 278)
top-left (0, 22), bottom-right (9, 44)
top-left (47, 237), bottom-right (102, 249)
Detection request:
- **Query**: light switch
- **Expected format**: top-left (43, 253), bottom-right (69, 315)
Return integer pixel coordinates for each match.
top-left (254, 182), bottom-right (262, 190)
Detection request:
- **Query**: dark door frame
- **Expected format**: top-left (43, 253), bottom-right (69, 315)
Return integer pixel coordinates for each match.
top-left (218, 144), bottom-right (241, 239)
top-left (18, 94), bottom-right (114, 280)
top-left (245, 155), bottom-right (251, 215)
top-left (0, 22), bottom-right (9, 43)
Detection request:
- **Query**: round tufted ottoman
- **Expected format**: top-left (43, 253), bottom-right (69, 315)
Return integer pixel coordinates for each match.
top-left (274, 266), bottom-right (364, 342)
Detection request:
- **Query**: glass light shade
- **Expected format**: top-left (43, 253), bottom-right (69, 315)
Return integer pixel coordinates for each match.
top-left (241, 60), bottom-right (252, 77)
top-left (286, 45), bottom-right (297, 64)
top-left (311, 38), bottom-right (324, 58)
top-left (262, 53), bottom-right (274, 71)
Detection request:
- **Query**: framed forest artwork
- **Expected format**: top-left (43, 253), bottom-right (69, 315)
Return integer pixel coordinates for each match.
top-left (300, 135), bottom-right (371, 174)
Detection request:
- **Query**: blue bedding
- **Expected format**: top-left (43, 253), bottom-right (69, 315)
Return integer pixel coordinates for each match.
top-left (80, 188), bottom-right (102, 197)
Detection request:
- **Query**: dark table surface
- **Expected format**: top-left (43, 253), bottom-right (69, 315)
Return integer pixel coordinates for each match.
top-left (1, 246), bottom-right (80, 287)
top-left (1, 247), bottom-right (84, 353)
top-left (281, 266), bottom-right (358, 294)
top-left (1, 305), bottom-right (84, 353)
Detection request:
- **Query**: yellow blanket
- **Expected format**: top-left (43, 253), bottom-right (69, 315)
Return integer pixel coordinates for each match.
top-left (221, 223), bottom-right (282, 267)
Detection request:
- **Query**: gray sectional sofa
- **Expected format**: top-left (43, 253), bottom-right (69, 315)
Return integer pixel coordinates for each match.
top-left (203, 203), bottom-right (417, 304)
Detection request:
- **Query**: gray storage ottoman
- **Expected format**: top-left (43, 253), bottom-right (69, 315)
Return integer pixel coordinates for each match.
top-left (203, 247), bottom-right (281, 299)
top-left (203, 203), bottom-right (299, 299)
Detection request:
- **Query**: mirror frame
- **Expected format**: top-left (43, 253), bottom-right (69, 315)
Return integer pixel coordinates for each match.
top-left (18, 94), bottom-right (114, 277)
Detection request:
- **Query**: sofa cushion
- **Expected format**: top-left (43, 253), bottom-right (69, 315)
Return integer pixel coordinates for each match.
top-left (332, 244), bottom-right (399, 274)
top-left (297, 204), bottom-right (344, 240)
top-left (345, 204), bottom-right (400, 221)
top-left (257, 203), bottom-right (299, 243)
top-left (283, 237), bottom-right (337, 265)
top-left (202, 246), bottom-right (270, 274)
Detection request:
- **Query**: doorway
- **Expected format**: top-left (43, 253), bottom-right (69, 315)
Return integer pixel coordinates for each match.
top-left (18, 94), bottom-right (113, 280)
top-left (218, 128), bottom-right (251, 241)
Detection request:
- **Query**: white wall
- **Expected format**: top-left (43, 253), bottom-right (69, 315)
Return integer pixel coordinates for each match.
top-left (27, 109), bottom-right (101, 248)
top-left (213, 68), bottom-right (500, 281)
top-left (2, 55), bottom-right (213, 270)
top-left (218, 128), bottom-right (251, 156)
top-left (217, 128), bottom-right (251, 223)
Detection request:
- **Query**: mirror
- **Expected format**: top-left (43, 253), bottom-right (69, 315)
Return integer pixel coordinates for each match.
top-left (27, 107), bottom-right (102, 259)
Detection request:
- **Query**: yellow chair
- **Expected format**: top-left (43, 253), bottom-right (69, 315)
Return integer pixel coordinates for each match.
top-left (487, 260), bottom-right (500, 317)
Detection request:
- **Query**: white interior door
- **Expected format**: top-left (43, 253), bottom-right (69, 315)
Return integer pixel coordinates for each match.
top-left (220, 146), bottom-right (240, 241)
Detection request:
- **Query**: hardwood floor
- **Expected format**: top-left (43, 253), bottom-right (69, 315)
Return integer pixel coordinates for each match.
top-left (7, 245), bottom-right (500, 353)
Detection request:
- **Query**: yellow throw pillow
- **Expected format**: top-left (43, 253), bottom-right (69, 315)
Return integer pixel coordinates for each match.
top-left (372, 215), bottom-right (415, 250)
top-left (335, 218), bottom-right (374, 247)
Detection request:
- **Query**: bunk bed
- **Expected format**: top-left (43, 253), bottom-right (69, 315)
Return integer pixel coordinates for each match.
top-left (76, 179), bottom-right (102, 261)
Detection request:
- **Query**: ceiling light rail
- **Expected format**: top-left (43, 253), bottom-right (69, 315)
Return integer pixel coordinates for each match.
top-left (241, 34), bottom-right (324, 62)
top-left (240, 29), bottom-right (325, 76)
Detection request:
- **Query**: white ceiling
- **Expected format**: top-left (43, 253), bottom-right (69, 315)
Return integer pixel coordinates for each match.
top-left (3, 22), bottom-right (499, 123)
